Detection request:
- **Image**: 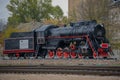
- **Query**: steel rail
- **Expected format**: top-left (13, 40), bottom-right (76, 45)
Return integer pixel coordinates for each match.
top-left (0, 66), bottom-right (120, 76)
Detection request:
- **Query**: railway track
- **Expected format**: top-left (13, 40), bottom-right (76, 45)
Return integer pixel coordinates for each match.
top-left (0, 65), bottom-right (120, 76)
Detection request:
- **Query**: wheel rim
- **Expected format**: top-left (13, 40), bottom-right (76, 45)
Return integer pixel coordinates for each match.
top-left (63, 47), bottom-right (70, 58)
top-left (48, 50), bottom-right (54, 58)
top-left (56, 48), bottom-right (63, 58)
top-left (70, 51), bottom-right (77, 58)
top-left (78, 54), bottom-right (83, 58)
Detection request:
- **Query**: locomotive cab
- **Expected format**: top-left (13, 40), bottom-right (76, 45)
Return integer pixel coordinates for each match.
top-left (35, 25), bottom-right (57, 58)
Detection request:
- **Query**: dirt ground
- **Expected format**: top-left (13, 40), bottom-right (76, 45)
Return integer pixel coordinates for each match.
top-left (0, 74), bottom-right (119, 80)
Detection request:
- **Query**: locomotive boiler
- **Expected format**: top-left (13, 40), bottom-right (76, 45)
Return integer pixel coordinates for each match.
top-left (3, 20), bottom-right (114, 59)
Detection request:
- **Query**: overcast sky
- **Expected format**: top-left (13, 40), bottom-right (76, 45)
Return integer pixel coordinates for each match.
top-left (0, 0), bottom-right (68, 23)
top-left (0, 0), bottom-right (10, 22)
top-left (52, 0), bottom-right (68, 17)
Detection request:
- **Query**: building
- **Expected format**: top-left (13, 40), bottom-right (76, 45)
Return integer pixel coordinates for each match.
top-left (68, 0), bottom-right (81, 13)
top-left (68, 0), bottom-right (81, 18)
top-left (68, 0), bottom-right (120, 16)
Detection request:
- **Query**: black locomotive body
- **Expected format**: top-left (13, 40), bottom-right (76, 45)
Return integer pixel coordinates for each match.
top-left (3, 20), bottom-right (114, 59)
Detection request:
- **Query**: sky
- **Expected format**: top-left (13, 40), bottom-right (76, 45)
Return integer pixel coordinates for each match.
top-left (0, 0), bottom-right (10, 23)
top-left (0, 0), bottom-right (68, 23)
top-left (52, 0), bottom-right (68, 17)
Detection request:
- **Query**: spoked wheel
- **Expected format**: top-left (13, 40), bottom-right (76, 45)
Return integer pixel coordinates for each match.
top-left (42, 50), bottom-right (47, 58)
top-left (24, 53), bottom-right (30, 59)
top-left (48, 50), bottom-right (55, 59)
top-left (70, 51), bottom-right (77, 59)
top-left (16, 53), bottom-right (20, 59)
top-left (56, 48), bottom-right (63, 58)
top-left (37, 50), bottom-right (47, 58)
top-left (63, 47), bottom-right (70, 59)
top-left (34, 54), bottom-right (38, 59)
top-left (78, 53), bottom-right (83, 59)
top-left (8, 54), bottom-right (15, 59)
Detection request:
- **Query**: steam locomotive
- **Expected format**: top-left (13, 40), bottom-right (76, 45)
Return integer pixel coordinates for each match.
top-left (3, 20), bottom-right (114, 59)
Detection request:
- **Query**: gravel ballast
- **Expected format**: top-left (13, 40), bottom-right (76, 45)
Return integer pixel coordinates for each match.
top-left (0, 74), bottom-right (119, 80)
top-left (0, 59), bottom-right (120, 66)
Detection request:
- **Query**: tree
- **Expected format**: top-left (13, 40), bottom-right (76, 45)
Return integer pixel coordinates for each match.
top-left (7, 0), bottom-right (63, 25)
top-left (3, 25), bottom-right (18, 38)
top-left (51, 6), bottom-right (63, 20)
top-left (0, 19), bottom-right (6, 31)
top-left (0, 19), bottom-right (6, 46)
top-left (0, 25), bottom-right (18, 47)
